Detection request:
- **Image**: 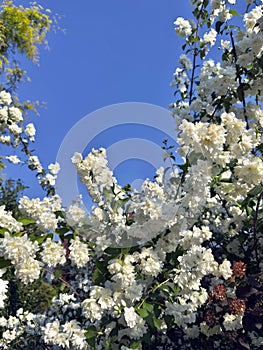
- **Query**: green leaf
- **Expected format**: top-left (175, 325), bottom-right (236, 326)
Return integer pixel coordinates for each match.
top-left (54, 269), bottom-right (63, 279)
top-left (142, 331), bottom-right (152, 345)
top-left (105, 247), bottom-right (121, 257)
top-left (164, 315), bottom-right (174, 328)
top-left (159, 284), bottom-right (171, 293)
top-left (153, 318), bottom-right (162, 329)
top-left (229, 10), bottom-right (239, 16)
top-left (121, 247), bottom-right (131, 255)
top-left (203, 0), bottom-right (209, 9)
top-left (34, 234), bottom-right (52, 244)
top-left (0, 258), bottom-right (11, 268)
top-left (130, 340), bottom-right (142, 349)
top-left (248, 185), bottom-right (263, 198)
top-left (85, 327), bottom-right (97, 339)
top-left (55, 210), bottom-right (66, 219)
top-left (0, 228), bottom-right (7, 236)
top-left (137, 308), bottom-right (148, 318)
top-left (145, 314), bottom-right (154, 328)
top-left (93, 267), bottom-right (104, 284)
top-left (93, 259), bottom-right (109, 284)
top-left (18, 217), bottom-right (36, 225)
top-left (86, 336), bottom-right (96, 348)
top-left (55, 227), bottom-right (70, 235)
top-left (144, 302), bottom-right (154, 313)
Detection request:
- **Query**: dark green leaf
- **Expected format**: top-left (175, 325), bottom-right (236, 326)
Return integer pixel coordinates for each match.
top-left (85, 327), bottom-right (97, 339)
top-left (55, 227), bottom-right (70, 235)
top-left (248, 185), bottom-right (263, 198)
top-left (0, 258), bottom-right (11, 268)
top-left (54, 269), bottom-right (63, 279)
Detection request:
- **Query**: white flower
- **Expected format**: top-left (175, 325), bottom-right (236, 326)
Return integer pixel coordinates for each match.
top-left (218, 259), bottom-right (232, 280)
top-left (185, 325), bottom-right (200, 339)
top-left (15, 257), bottom-right (42, 284)
top-left (129, 315), bottom-right (147, 339)
top-left (211, 0), bottom-right (224, 11)
top-left (0, 91), bottom-right (12, 105)
top-left (138, 248), bottom-right (163, 277)
top-left (203, 28), bottom-right (217, 46)
top-left (5, 155), bottom-right (20, 164)
top-left (69, 237), bottom-right (89, 268)
top-left (40, 238), bottom-right (66, 267)
top-left (223, 313), bottom-right (243, 331)
top-left (124, 307), bottom-right (137, 328)
top-left (72, 148), bottom-right (122, 206)
top-left (0, 206), bottom-right (23, 233)
top-left (43, 320), bottom-right (69, 347)
top-left (0, 233), bottom-right (39, 265)
top-left (66, 199), bottom-right (86, 228)
top-left (0, 135), bottom-right (11, 144)
top-left (8, 124), bottom-right (22, 135)
top-left (19, 196), bottom-right (60, 231)
top-left (9, 107), bottom-right (23, 122)
top-left (244, 6), bottom-right (262, 34)
top-left (174, 17), bottom-right (193, 37)
top-left (82, 298), bottom-right (103, 322)
top-left (37, 211), bottom-right (59, 231)
top-left (71, 152), bottom-right (82, 164)
top-left (48, 162), bottom-right (60, 175)
top-left (235, 158), bottom-right (263, 186)
top-left (28, 155), bottom-right (43, 173)
top-left (221, 40), bottom-right (230, 50)
top-left (179, 54), bottom-right (193, 70)
top-left (0, 106), bottom-right (8, 123)
top-left (42, 173), bottom-right (57, 186)
top-left (25, 123), bottom-right (36, 141)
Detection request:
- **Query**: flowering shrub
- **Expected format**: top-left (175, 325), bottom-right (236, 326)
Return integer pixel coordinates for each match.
top-left (0, 0), bottom-right (263, 349)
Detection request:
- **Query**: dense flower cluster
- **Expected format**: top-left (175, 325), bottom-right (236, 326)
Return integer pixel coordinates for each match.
top-left (0, 0), bottom-right (263, 349)
top-left (18, 195), bottom-right (62, 231)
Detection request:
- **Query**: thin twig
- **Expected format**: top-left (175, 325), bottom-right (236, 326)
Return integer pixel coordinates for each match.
top-left (44, 268), bottom-right (81, 298)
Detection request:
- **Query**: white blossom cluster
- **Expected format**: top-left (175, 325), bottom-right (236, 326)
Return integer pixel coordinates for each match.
top-left (0, 1), bottom-right (263, 349)
top-left (0, 90), bottom-right (37, 165)
top-left (18, 194), bottom-right (62, 231)
top-left (72, 149), bottom-right (125, 207)
top-left (66, 196), bottom-right (87, 228)
top-left (40, 238), bottom-right (66, 267)
top-left (0, 205), bottom-right (23, 233)
top-left (0, 233), bottom-right (41, 284)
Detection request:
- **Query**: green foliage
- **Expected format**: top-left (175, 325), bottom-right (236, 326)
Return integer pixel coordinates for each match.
top-left (16, 278), bottom-right (57, 313)
top-left (3, 271), bottom-right (57, 317)
top-left (0, 178), bottom-right (27, 216)
top-left (0, 0), bottom-right (51, 91)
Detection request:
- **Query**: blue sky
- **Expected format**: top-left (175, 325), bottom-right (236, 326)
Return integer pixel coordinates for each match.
top-left (5, 0), bottom-right (244, 209)
top-left (4, 0), bottom-right (194, 207)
